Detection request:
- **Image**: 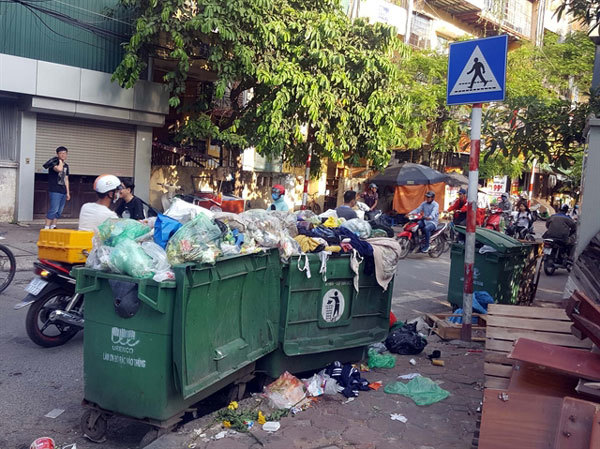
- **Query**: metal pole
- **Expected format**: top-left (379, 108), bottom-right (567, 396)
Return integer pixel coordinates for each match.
top-left (528, 158), bottom-right (537, 207)
top-left (301, 142), bottom-right (312, 210)
top-left (462, 103), bottom-right (482, 342)
top-left (592, 40), bottom-right (600, 92)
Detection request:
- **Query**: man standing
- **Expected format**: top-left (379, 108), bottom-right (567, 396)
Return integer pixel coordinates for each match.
top-left (336, 191), bottom-right (358, 220)
top-left (44, 146), bottom-right (70, 229)
top-left (410, 191), bottom-right (439, 253)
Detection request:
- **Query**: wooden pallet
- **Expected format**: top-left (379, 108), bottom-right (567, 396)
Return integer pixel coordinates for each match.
top-left (425, 313), bottom-right (487, 342)
top-left (484, 304), bottom-right (592, 389)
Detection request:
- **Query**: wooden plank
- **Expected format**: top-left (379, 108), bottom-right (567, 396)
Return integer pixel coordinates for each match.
top-left (485, 351), bottom-right (513, 365)
top-left (487, 304), bottom-right (568, 320)
top-left (508, 361), bottom-right (580, 398)
top-left (508, 338), bottom-right (600, 381)
top-left (485, 339), bottom-right (515, 353)
top-left (485, 315), bottom-right (573, 334)
top-left (484, 362), bottom-right (513, 378)
top-left (555, 397), bottom-right (600, 449)
top-left (486, 327), bottom-right (592, 349)
top-left (479, 389), bottom-right (563, 449)
top-left (485, 376), bottom-right (510, 390)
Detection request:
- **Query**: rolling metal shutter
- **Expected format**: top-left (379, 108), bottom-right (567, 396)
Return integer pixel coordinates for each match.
top-left (35, 115), bottom-right (135, 177)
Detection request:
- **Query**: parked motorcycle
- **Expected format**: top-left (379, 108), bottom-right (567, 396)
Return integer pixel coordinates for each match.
top-left (505, 211), bottom-right (536, 241)
top-left (14, 259), bottom-right (83, 347)
top-left (396, 214), bottom-right (448, 259)
top-left (542, 239), bottom-right (572, 275)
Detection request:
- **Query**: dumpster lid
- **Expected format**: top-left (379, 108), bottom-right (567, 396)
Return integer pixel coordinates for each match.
top-left (454, 226), bottom-right (524, 253)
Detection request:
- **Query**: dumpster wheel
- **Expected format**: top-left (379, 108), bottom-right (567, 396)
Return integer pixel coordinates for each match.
top-left (81, 409), bottom-right (108, 443)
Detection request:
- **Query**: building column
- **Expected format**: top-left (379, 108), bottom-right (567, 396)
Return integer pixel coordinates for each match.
top-left (16, 111), bottom-right (37, 222)
top-left (575, 118), bottom-right (600, 258)
top-left (134, 126), bottom-right (152, 203)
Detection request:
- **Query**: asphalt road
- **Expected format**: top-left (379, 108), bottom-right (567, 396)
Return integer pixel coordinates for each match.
top-left (0, 233), bottom-right (569, 449)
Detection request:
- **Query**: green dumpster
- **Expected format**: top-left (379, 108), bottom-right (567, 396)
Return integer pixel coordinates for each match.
top-left (258, 253), bottom-right (393, 377)
top-left (447, 227), bottom-right (530, 307)
top-left (73, 250), bottom-right (281, 425)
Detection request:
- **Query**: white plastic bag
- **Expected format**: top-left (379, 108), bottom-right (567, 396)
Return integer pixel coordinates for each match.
top-left (165, 197), bottom-right (214, 223)
top-left (141, 242), bottom-right (175, 282)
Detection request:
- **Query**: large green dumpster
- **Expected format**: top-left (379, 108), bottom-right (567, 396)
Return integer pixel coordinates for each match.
top-left (448, 227), bottom-right (530, 308)
top-left (258, 253), bottom-right (393, 377)
top-left (73, 250), bottom-right (281, 424)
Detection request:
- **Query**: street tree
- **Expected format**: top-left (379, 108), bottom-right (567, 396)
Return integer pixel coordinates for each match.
top-left (113, 0), bottom-right (411, 172)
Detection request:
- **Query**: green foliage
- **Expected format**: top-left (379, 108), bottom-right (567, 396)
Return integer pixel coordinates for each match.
top-left (114, 0), bottom-right (411, 170)
top-left (556, 0), bottom-right (599, 32)
top-left (478, 153), bottom-right (524, 179)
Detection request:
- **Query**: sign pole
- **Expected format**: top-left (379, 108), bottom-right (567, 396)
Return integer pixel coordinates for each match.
top-left (528, 158), bottom-right (537, 207)
top-left (461, 103), bottom-right (482, 341)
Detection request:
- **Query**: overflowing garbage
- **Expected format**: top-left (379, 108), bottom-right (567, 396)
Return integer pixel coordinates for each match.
top-left (85, 202), bottom-right (403, 288)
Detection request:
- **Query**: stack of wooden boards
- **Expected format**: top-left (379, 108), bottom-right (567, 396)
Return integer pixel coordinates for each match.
top-left (478, 293), bottom-right (600, 449)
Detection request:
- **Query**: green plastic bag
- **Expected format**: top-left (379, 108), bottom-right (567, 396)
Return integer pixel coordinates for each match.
top-left (166, 212), bottom-right (224, 265)
top-left (383, 376), bottom-right (450, 406)
top-left (110, 239), bottom-right (153, 279)
top-left (367, 348), bottom-right (396, 369)
top-left (98, 218), bottom-right (151, 247)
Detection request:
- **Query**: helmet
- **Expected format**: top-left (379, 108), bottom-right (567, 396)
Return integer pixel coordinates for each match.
top-left (561, 204), bottom-right (570, 213)
top-left (369, 183), bottom-right (378, 189)
top-left (272, 184), bottom-right (285, 196)
top-left (458, 188), bottom-right (467, 195)
top-left (425, 191), bottom-right (435, 198)
top-left (94, 174), bottom-right (121, 194)
top-left (501, 192), bottom-right (508, 198)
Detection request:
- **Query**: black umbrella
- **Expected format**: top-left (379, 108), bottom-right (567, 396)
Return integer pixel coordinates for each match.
top-left (445, 172), bottom-right (469, 188)
top-left (370, 163), bottom-right (449, 186)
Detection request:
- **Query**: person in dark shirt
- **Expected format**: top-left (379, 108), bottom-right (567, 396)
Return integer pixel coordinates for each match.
top-left (362, 183), bottom-right (379, 211)
top-left (336, 190), bottom-right (358, 220)
top-left (44, 146), bottom-right (70, 229)
top-left (116, 179), bottom-right (145, 220)
top-left (543, 204), bottom-right (577, 256)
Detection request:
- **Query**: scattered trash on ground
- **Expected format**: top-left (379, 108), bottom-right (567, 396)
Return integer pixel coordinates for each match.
top-left (384, 376), bottom-right (450, 405)
top-left (44, 409), bottom-right (65, 419)
top-left (302, 372), bottom-right (341, 397)
top-left (398, 373), bottom-right (421, 380)
top-left (385, 323), bottom-right (427, 355)
top-left (368, 348), bottom-right (396, 368)
top-left (30, 438), bottom-right (55, 449)
top-left (262, 421), bottom-right (281, 432)
top-left (431, 359), bottom-right (445, 367)
top-left (264, 371), bottom-right (306, 409)
top-left (343, 397), bottom-right (355, 404)
top-left (390, 413), bottom-right (408, 423)
top-left (427, 350), bottom-right (441, 360)
top-left (409, 358), bottom-right (417, 366)
top-left (368, 381), bottom-right (383, 390)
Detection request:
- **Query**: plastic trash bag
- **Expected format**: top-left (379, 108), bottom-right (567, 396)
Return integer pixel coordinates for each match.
top-left (295, 209), bottom-right (317, 221)
top-left (110, 239), bottom-right (154, 278)
top-left (278, 234), bottom-right (301, 261)
top-left (213, 212), bottom-right (248, 233)
top-left (271, 211), bottom-right (299, 237)
top-left (98, 219), bottom-right (151, 247)
top-left (165, 197), bottom-right (214, 223)
top-left (383, 376), bottom-right (450, 406)
top-left (141, 241), bottom-right (174, 282)
top-left (368, 348), bottom-right (396, 369)
top-left (385, 322), bottom-right (427, 355)
top-left (264, 371), bottom-right (306, 409)
top-left (166, 213), bottom-right (224, 265)
top-left (302, 373), bottom-right (341, 397)
top-left (221, 243), bottom-right (242, 256)
top-left (85, 245), bottom-right (114, 272)
top-left (240, 210), bottom-right (284, 248)
top-left (341, 219), bottom-right (372, 239)
top-left (153, 214), bottom-right (182, 249)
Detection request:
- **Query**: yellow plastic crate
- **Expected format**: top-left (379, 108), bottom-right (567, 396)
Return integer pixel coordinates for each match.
top-left (37, 229), bottom-right (94, 264)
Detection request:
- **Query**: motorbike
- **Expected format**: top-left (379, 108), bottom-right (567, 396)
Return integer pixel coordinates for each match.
top-left (14, 259), bottom-right (84, 347)
top-left (484, 207), bottom-right (505, 232)
top-left (396, 214), bottom-right (448, 259)
top-left (542, 239), bottom-right (572, 275)
top-left (505, 211), bottom-right (536, 241)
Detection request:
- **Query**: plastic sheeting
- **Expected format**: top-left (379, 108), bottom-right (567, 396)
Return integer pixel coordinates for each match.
top-left (392, 182), bottom-right (446, 214)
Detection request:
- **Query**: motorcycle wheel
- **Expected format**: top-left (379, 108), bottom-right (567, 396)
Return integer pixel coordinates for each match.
top-left (543, 258), bottom-right (556, 276)
top-left (428, 239), bottom-right (445, 258)
top-left (25, 288), bottom-right (79, 347)
top-left (397, 237), bottom-right (410, 259)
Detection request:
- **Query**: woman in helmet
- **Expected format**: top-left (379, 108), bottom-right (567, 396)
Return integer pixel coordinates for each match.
top-left (78, 174), bottom-right (121, 232)
top-left (362, 183), bottom-right (379, 211)
top-left (268, 184), bottom-right (289, 211)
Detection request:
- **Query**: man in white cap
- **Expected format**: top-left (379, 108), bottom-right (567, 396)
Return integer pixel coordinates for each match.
top-left (78, 174), bottom-right (121, 232)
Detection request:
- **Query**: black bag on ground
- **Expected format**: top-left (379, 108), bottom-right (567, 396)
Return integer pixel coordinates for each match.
top-left (384, 322), bottom-right (427, 355)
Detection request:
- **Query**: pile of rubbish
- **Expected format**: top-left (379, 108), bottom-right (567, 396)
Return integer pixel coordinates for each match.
top-left (85, 198), bottom-right (403, 287)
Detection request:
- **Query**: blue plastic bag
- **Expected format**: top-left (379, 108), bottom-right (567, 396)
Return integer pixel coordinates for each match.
top-left (154, 213), bottom-right (182, 249)
top-left (448, 291), bottom-right (495, 324)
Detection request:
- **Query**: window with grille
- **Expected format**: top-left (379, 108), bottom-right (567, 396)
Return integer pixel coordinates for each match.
top-left (410, 13), bottom-right (432, 49)
top-left (0, 102), bottom-right (18, 162)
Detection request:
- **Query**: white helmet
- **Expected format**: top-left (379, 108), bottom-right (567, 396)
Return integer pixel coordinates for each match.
top-left (93, 174), bottom-right (121, 194)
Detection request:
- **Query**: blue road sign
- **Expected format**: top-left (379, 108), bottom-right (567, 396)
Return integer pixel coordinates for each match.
top-left (446, 35), bottom-right (508, 106)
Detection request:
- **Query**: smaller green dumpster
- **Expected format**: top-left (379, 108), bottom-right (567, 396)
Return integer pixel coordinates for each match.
top-left (257, 253), bottom-right (393, 377)
top-left (448, 227), bottom-right (529, 308)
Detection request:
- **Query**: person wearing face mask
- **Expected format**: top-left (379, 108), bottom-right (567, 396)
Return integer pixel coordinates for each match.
top-left (78, 174), bottom-right (121, 232)
top-left (268, 184), bottom-right (289, 211)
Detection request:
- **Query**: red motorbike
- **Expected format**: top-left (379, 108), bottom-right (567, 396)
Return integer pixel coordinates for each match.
top-left (484, 207), bottom-right (505, 232)
top-left (396, 214), bottom-right (448, 259)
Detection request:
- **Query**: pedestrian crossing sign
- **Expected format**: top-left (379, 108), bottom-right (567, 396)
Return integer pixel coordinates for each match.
top-left (446, 35), bottom-right (508, 106)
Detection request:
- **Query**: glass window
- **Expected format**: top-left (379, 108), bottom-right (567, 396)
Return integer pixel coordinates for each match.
top-left (0, 102), bottom-right (18, 162)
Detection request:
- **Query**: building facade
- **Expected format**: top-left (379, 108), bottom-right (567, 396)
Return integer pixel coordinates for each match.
top-left (0, 1), bottom-right (169, 222)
